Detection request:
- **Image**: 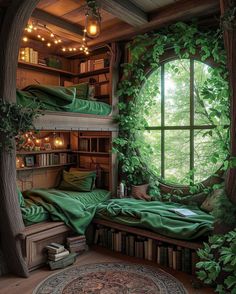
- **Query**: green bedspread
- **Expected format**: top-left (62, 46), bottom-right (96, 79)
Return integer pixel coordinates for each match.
top-left (23, 188), bottom-right (111, 233)
top-left (22, 189), bottom-right (213, 240)
top-left (16, 85), bottom-right (111, 115)
top-left (95, 198), bottom-right (214, 240)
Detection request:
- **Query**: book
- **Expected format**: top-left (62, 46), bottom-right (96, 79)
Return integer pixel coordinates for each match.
top-left (168, 246), bottom-right (173, 268)
top-left (45, 243), bottom-right (65, 254)
top-left (48, 249), bottom-right (70, 261)
top-left (48, 253), bottom-right (77, 270)
top-left (170, 208), bottom-right (197, 217)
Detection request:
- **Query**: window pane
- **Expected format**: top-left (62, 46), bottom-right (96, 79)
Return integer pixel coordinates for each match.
top-left (141, 68), bottom-right (161, 127)
top-left (139, 130), bottom-right (161, 177)
top-left (165, 130), bottom-right (190, 185)
top-left (194, 129), bottom-right (227, 182)
top-left (194, 61), bottom-right (213, 125)
top-left (165, 59), bottom-right (190, 126)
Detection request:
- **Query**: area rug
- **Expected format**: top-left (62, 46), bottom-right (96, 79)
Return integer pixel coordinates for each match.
top-left (33, 262), bottom-right (188, 294)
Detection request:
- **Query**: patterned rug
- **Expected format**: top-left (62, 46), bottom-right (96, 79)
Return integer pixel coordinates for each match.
top-left (33, 262), bottom-right (188, 294)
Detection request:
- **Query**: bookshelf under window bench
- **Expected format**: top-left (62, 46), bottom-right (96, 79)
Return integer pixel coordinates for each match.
top-left (93, 218), bottom-right (204, 276)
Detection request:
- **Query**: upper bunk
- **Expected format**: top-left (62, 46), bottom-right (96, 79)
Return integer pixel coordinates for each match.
top-left (17, 13), bottom-right (120, 128)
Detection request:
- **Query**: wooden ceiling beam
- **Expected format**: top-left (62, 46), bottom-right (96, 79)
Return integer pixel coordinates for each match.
top-left (89, 0), bottom-right (220, 46)
top-left (32, 8), bottom-right (84, 36)
top-left (97, 0), bottom-right (148, 27)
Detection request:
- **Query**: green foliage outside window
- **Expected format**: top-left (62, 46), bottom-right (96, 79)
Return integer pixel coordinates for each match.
top-left (114, 22), bottom-right (230, 188)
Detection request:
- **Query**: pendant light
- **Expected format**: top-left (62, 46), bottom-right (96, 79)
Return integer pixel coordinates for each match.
top-left (85, 0), bottom-right (101, 38)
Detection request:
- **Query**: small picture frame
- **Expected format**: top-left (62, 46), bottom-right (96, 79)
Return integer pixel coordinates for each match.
top-left (25, 156), bottom-right (34, 167)
top-left (44, 143), bottom-right (52, 150)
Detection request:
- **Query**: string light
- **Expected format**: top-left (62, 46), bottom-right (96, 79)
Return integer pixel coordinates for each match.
top-left (23, 22), bottom-right (88, 55)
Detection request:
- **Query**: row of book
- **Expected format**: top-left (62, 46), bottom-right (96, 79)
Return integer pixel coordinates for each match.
top-left (79, 58), bottom-right (109, 73)
top-left (35, 153), bottom-right (75, 167)
top-left (94, 226), bottom-right (199, 275)
top-left (19, 47), bottom-right (38, 64)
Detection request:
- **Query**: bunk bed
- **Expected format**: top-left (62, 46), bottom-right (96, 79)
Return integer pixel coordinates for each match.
top-left (17, 84), bottom-right (112, 116)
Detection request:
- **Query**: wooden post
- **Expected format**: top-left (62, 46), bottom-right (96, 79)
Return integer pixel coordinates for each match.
top-left (220, 0), bottom-right (236, 205)
top-left (0, 0), bottom-right (40, 277)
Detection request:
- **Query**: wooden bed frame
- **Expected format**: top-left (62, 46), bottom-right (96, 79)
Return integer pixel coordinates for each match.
top-left (19, 218), bottom-right (204, 271)
top-left (19, 221), bottom-right (71, 271)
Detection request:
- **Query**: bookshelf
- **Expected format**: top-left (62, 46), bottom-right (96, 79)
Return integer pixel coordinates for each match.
top-left (18, 61), bottom-right (76, 77)
top-left (76, 49), bottom-right (112, 105)
top-left (93, 219), bottom-right (204, 275)
top-left (71, 131), bottom-right (113, 191)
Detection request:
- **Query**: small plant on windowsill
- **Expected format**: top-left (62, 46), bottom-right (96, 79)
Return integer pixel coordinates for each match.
top-left (196, 229), bottom-right (236, 294)
top-left (0, 100), bottom-right (41, 152)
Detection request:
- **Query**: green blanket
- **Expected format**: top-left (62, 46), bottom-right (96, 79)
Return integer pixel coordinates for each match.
top-left (22, 189), bottom-right (213, 240)
top-left (23, 188), bottom-right (111, 234)
top-left (95, 198), bottom-right (214, 240)
top-left (16, 85), bottom-right (111, 115)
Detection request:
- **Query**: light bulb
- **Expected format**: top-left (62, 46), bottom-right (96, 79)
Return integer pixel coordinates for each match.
top-left (62, 48), bottom-right (66, 52)
top-left (22, 37), bottom-right (28, 42)
top-left (86, 15), bottom-right (101, 38)
top-left (47, 43), bottom-right (51, 47)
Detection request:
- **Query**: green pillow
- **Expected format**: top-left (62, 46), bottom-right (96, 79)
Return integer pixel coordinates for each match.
top-left (67, 83), bottom-right (89, 99)
top-left (200, 189), bottom-right (224, 212)
top-left (58, 170), bottom-right (96, 192)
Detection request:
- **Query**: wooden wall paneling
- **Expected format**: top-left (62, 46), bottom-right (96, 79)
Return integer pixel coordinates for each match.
top-left (16, 67), bottom-right (60, 88)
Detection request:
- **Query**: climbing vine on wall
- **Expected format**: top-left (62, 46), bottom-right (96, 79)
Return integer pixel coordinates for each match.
top-left (0, 100), bottom-right (41, 152)
top-left (113, 22), bottom-right (229, 187)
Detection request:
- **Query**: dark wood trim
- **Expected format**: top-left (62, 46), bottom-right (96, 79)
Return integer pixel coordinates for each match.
top-left (18, 60), bottom-right (76, 76)
top-left (32, 8), bottom-right (84, 36)
top-left (89, 0), bottom-right (219, 47)
top-left (98, 0), bottom-right (148, 27)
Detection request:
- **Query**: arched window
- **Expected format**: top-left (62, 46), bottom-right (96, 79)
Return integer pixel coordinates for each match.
top-left (139, 59), bottom-right (228, 185)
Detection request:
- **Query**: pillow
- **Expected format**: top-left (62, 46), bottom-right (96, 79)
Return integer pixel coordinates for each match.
top-left (131, 184), bottom-right (151, 201)
top-left (58, 170), bottom-right (96, 192)
top-left (67, 82), bottom-right (89, 99)
top-left (200, 189), bottom-right (224, 212)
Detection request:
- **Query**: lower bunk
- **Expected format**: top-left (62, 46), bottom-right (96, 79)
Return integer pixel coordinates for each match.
top-left (19, 188), bottom-right (214, 273)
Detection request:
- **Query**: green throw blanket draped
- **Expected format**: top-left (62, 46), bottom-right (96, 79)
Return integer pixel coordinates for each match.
top-left (23, 188), bottom-right (110, 234)
top-left (95, 198), bottom-right (214, 240)
top-left (16, 85), bottom-right (111, 115)
top-left (22, 189), bottom-right (214, 240)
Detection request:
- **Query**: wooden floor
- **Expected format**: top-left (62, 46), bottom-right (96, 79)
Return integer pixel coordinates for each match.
top-left (0, 247), bottom-right (214, 294)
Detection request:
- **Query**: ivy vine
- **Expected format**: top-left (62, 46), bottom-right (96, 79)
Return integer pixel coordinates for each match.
top-left (0, 100), bottom-right (41, 152)
top-left (113, 21), bottom-right (229, 188)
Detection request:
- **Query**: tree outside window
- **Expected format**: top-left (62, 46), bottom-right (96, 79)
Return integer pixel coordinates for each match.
top-left (138, 59), bottom-right (229, 185)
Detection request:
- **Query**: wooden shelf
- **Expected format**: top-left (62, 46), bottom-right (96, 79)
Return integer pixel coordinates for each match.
top-left (16, 149), bottom-right (72, 155)
top-left (16, 163), bottom-right (74, 171)
top-left (73, 151), bottom-right (110, 155)
top-left (93, 219), bottom-right (204, 250)
top-left (18, 61), bottom-right (76, 77)
top-left (78, 67), bottom-right (109, 78)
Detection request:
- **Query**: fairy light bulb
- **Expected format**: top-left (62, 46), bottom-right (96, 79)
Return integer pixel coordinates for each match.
top-left (22, 37), bottom-right (28, 42)
top-left (47, 43), bottom-right (51, 47)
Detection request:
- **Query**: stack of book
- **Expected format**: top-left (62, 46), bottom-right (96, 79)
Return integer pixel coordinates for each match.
top-left (67, 235), bottom-right (87, 254)
top-left (46, 243), bottom-right (70, 261)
